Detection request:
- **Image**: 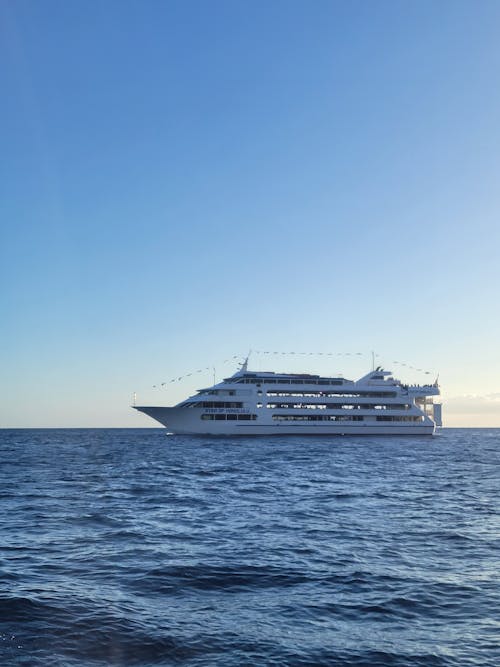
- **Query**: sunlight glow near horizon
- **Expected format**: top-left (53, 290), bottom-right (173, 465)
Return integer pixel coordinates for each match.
top-left (1, 0), bottom-right (500, 427)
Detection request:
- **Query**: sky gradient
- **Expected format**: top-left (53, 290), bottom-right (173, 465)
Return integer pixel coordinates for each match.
top-left (1, 0), bottom-right (500, 427)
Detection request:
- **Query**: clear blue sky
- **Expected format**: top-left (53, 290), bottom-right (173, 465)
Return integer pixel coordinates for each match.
top-left (1, 0), bottom-right (500, 427)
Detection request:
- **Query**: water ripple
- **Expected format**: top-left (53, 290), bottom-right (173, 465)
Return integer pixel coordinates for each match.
top-left (0, 428), bottom-right (499, 666)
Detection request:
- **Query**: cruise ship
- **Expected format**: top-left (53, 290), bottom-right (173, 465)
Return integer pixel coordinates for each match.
top-left (134, 360), bottom-right (442, 435)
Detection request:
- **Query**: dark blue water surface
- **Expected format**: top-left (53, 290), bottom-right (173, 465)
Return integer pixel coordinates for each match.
top-left (0, 429), bottom-right (498, 666)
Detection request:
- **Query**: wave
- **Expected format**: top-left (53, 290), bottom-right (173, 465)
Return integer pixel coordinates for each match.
top-left (1, 428), bottom-right (498, 667)
top-left (129, 563), bottom-right (312, 594)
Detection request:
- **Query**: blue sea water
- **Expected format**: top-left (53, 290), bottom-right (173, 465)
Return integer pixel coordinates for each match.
top-left (0, 428), bottom-right (498, 667)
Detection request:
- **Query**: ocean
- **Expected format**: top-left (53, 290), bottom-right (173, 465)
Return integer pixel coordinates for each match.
top-left (0, 428), bottom-right (498, 666)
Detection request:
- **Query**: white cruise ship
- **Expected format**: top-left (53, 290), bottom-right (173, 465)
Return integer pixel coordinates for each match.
top-left (134, 360), bottom-right (442, 435)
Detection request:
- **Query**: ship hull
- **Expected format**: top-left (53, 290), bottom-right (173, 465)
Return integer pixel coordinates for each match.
top-left (134, 407), bottom-right (435, 436)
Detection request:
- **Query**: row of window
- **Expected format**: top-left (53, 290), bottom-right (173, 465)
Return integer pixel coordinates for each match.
top-left (230, 378), bottom-right (344, 385)
top-left (184, 398), bottom-right (408, 409)
top-left (200, 414), bottom-right (257, 421)
top-left (375, 416), bottom-right (423, 422)
top-left (184, 401), bottom-right (243, 409)
top-left (272, 415), bottom-right (424, 422)
top-left (266, 403), bottom-right (410, 410)
top-left (266, 391), bottom-right (398, 398)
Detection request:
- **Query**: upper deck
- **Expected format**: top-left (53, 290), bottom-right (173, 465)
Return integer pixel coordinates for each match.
top-left (199, 367), bottom-right (440, 398)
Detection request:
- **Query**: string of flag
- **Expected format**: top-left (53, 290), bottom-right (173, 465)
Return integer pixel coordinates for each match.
top-left (391, 361), bottom-right (432, 374)
top-left (254, 350), bottom-right (364, 356)
top-left (253, 351), bottom-right (434, 375)
top-left (152, 355), bottom-right (241, 388)
top-left (152, 351), bottom-right (435, 388)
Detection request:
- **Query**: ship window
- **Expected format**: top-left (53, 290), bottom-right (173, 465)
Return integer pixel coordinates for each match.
top-left (265, 390), bottom-right (399, 398)
top-left (201, 401), bottom-right (243, 408)
top-left (375, 415), bottom-right (423, 422)
top-left (200, 413), bottom-right (256, 421)
top-left (272, 414), bottom-right (365, 422)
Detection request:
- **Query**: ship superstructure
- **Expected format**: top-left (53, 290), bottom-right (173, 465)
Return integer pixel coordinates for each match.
top-left (134, 362), bottom-right (442, 435)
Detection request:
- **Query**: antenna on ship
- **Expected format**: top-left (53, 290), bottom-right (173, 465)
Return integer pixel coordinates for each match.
top-left (239, 350), bottom-right (251, 372)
